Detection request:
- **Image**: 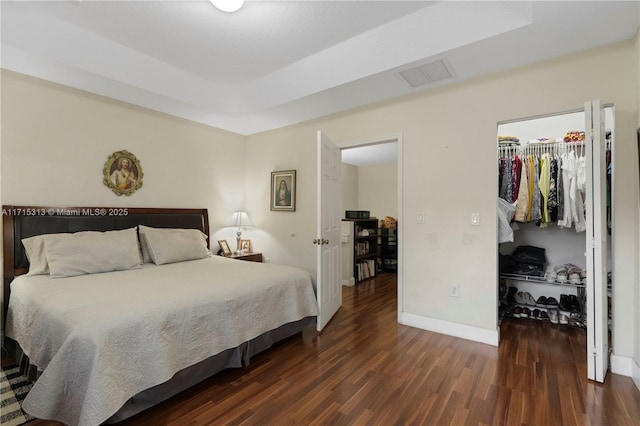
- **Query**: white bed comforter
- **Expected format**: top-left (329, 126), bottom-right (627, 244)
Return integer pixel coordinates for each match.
top-left (5, 256), bottom-right (318, 425)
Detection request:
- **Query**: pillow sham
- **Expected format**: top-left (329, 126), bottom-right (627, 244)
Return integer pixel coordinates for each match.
top-left (138, 230), bottom-right (153, 263)
top-left (138, 225), bottom-right (210, 265)
top-left (46, 227), bottom-right (142, 278)
top-left (22, 235), bottom-right (51, 276)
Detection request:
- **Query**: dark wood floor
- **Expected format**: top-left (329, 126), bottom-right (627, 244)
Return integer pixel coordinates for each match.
top-left (21, 273), bottom-right (640, 425)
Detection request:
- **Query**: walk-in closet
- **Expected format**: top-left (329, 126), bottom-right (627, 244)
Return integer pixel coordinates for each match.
top-left (497, 101), bottom-right (613, 383)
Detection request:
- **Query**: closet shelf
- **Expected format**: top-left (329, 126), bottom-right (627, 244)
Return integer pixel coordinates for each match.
top-left (500, 273), bottom-right (585, 288)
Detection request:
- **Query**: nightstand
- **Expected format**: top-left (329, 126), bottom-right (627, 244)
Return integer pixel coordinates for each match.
top-left (228, 252), bottom-right (263, 262)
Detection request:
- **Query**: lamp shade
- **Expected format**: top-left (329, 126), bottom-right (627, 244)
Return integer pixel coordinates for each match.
top-left (231, 211), bottom-right (254, 228)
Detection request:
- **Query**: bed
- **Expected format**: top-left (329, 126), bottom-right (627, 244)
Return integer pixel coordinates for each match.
top-left (2, 206), bottom-right (318, 425)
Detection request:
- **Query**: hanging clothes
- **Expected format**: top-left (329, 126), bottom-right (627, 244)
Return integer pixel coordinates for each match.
top-left (548, 156), bottom-right (558, 222)
top-left (527, 155), bottom-right (535, 221)
top-left (556, 154), bottom-right (564, 224)
top-left (511, 155), bottom-right (521, 203)
top-left (558, 150), bottom-right (575, 229)
top-left (531, 156), bottom-right (542, 222)
top-left (498, 142), bottom-right (590, 232)
top-left (558, 150), bottom-right (586, 232)
top-left (499, 157), bottom-right (512, 201)
top-left (538, 153), bottom-right (551, 228)
top-left (514, 159), bottom-right (529, 222)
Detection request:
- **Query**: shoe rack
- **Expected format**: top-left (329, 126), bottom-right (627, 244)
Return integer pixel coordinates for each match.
top-left (499, 274), bottom-right (586, 328)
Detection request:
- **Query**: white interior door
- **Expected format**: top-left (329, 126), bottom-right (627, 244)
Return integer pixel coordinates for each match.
top-left (316, 131), bottom-right (342, 331)
top-left (585, 99), bottom-right (609, 382)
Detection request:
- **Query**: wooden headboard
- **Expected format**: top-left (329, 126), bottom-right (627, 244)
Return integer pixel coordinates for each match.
top-left (2, 206), bottom-right (210, 318)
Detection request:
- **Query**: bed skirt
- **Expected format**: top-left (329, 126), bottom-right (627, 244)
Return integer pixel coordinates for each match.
top-left (8, 316), bottom-right (316, 423)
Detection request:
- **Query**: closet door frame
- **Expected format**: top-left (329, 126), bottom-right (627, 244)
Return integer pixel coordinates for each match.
top-left (585, 99), bottom-right (609, 383)
top-left (496, 101), bottom-right (612, 383)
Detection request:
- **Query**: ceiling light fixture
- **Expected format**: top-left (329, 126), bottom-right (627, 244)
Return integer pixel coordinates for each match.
top-left (210, 0), bottom-right (244, 13)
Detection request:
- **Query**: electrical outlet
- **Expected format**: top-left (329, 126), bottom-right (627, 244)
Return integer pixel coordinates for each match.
top-left (449, 283), bottom-right (459, 297)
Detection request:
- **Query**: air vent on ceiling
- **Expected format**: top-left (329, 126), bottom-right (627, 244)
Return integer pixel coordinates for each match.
top-left (399, 58), bottom-right (454, 88)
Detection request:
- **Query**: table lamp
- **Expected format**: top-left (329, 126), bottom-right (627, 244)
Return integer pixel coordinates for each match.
top-left (231, 211), bottom-right (254, 254)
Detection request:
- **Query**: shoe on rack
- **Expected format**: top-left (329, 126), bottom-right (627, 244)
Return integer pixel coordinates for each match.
top-left (536, 296), bottom-right (548, 307)
top-left (513, 306), bottom-right (522, 318)
top-left (506, 286), bottom-right (518, 303)
top-left (532, 309), bottom-right (541, 320)
top-left (569, 272), bottom-right (582, 284)
top-left (566, 264), bottom-right (583, 284)
top-left (546, 297), bottom-right (559, 307)
top-left (540, 311), bottom-right (549, 321)
top-left (559, 313), bottom-right (569, 325)
top-left (521, 307), bottom-right (531, 318)
top-left (545, 267), bottom-right (557, 283)
top-left (549, 309), bottom-right (559, 324)
top-left (524, 292), bottom-right (536, 306)
top-left (555, 265), bottom-right (568, 283)
top-left (569, 313), bottom-right (581, 327)
top-left (559, 294), bottom-right (571, 311)
top-left (568, 295), bottom-right (581, 313)
top-left (515, 292), bottom-right (527, 305)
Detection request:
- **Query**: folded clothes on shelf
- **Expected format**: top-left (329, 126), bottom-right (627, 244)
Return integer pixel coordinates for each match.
top-left (510, 263), bottom-right (545, 277)
top-left (500, 245), bottom-right (547, 277)
top-left (511, 245), bottom-right (546, 266)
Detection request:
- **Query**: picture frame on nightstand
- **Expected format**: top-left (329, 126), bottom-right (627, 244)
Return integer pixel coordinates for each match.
top-left (218, 240), bottom-right (232, 256)
top-left (240, 239), bottom-right (252, 253)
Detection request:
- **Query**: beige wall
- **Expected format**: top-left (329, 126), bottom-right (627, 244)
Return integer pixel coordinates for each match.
top-left (0, 70), bottom-right (247, 244)
top-left (341, 162), bottom-right (358, 214)
top-left (246, 39), bottom-right (639, 355)
top-left (340, 161), bottom-right (397, 222)
top-left (358, 162), bottom-right (397, 221)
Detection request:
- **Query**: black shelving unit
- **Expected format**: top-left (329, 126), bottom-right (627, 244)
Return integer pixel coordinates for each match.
top-left (344, 218), bottom-right (378, 282)
top-left (379, 225), bottom-right (397, 273)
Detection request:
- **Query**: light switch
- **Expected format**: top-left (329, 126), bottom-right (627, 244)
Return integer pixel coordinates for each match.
top-left (471, 212), bottom-right (480, 226)
top-left (417, 212), bottom-right (425, 224)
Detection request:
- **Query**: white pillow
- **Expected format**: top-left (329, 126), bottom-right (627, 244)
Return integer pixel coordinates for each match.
top-left (138, 229), bottom-right (153, 263)
top-left (138, 225), bottom-right (210, 265)
top-left (46, 228), bottom-right (142, 278)
top-left (22, 235), bottom-right (51, 276)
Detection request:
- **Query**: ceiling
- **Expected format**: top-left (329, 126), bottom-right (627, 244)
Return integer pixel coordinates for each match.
top-left (2, 1), bottom-right (639, 137)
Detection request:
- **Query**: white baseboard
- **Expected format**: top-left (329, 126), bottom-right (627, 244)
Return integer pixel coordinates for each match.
top-left (342, 277), bottom-right (355, 287)
top-left (630, 357), bottom-right (640, 392)
top-left (610, 354), bottom-right (635, 378)
top-left (612, 355), bottom-right (640, 392)
top-left (399, 312), bottom-right (499, 347)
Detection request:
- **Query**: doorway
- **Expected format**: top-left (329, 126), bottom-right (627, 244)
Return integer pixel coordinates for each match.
top-left (338, 133), bottom-right (403, 321)
top-left (496, 103), bottom-right (613, 382)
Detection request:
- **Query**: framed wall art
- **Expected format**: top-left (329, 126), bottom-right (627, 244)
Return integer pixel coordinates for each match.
top-left (103, 150), bottom-right (143, 196)
top-left (270, 170), bottom-right (296, 212)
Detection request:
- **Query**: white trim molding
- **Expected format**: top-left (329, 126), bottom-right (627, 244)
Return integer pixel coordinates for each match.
top-left (610, 354), bottom-right (635, 378)
top-left (400, 312), bottom-right (499, 347)
top-left (632, 358), bottom-right (640, 392)
top-left (341, 277), bottom-right (355, 287)
top-left (611, 354), bottom-right (640, 392)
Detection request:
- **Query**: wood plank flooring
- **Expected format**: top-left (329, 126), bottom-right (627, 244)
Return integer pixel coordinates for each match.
top-left (21, 273), bottom-right (640, 425)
